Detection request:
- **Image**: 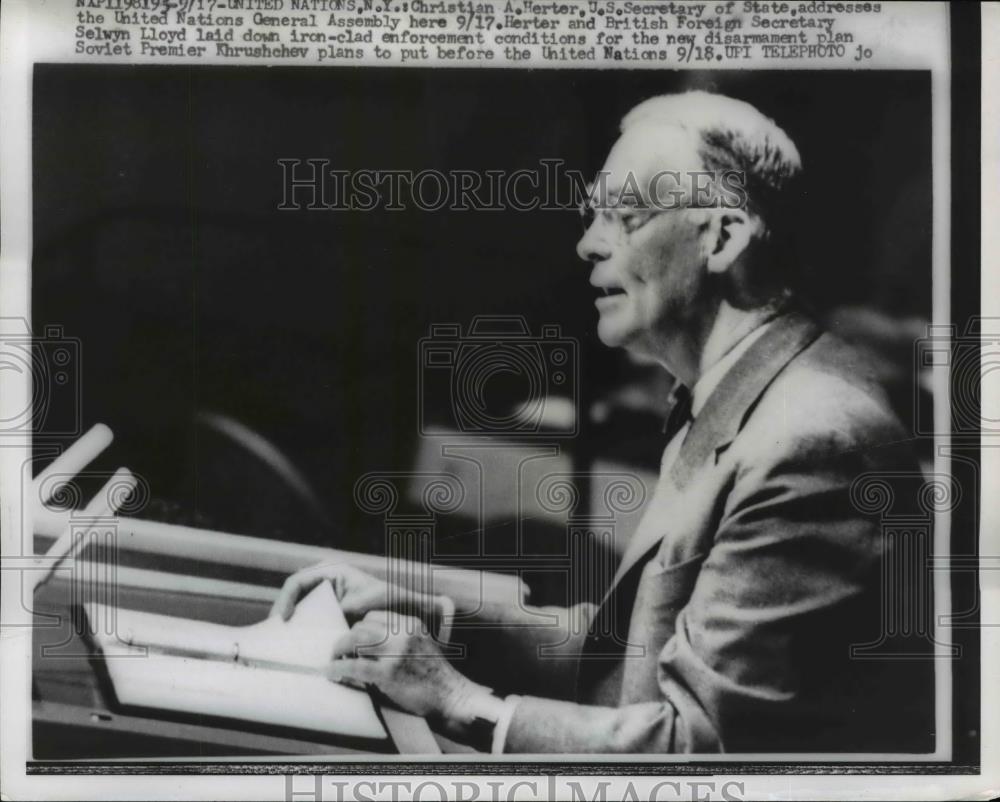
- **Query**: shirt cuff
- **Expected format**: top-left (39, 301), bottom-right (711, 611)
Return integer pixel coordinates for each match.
top-left (491, 694), bottom-right (522, 754)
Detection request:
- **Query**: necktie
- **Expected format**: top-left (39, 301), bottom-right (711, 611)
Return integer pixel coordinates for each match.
top-left (662, 383), bottom-right (693, 441)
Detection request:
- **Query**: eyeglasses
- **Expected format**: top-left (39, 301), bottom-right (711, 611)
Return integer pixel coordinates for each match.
top-left (577, 198), bottom-right (685, 237)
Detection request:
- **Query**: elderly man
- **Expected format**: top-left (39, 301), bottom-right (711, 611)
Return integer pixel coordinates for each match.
top-left (274, 91), bottom-right (934, 754)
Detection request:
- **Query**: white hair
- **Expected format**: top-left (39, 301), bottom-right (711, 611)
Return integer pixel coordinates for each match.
top-left (621, 91), bottom-right (802, 230)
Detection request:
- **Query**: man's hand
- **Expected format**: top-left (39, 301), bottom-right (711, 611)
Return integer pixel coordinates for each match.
top-left (327, 610), bottom-right (487, 726)
top-left (271, 563), bottom-right (401, 622)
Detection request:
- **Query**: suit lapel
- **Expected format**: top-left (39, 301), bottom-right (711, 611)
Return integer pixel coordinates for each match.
top-left (668, 311), bottom-right (822, 489)
top-left (604, 312), bottom-right (822, 598)
top-left (577, 313), bottom-right (823, 702)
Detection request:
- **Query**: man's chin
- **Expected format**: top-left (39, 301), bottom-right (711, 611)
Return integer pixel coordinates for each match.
top-left (596, 316), bottom-right (634, 350)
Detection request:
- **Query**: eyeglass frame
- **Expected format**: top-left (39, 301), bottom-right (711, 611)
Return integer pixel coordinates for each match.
top-left (577, 194), bottom-right (697, 238)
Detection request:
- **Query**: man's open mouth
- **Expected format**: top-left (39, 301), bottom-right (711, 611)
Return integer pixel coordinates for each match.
top-left (601, 287), bottom-right (626, 297)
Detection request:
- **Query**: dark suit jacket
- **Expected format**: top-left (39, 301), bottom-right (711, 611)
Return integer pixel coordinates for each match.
top-left (500, 312), bottom-right (935, 753)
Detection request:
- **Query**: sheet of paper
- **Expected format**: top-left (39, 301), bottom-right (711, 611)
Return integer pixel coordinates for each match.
top-left (102, 652), bottom-right (385, 740)
top-left (237, 581), bottom-right (349, 670)
top-left (87, 582), bottom-right (345, 672)
top-left (85, 583), bottom-right (386, 740)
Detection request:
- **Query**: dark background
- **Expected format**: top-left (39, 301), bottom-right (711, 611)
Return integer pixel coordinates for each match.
top-left (32, 66), bottom-right (932, 553)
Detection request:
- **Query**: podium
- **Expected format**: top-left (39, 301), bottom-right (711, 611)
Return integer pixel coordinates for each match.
top-left (32, 572), bottom-right (440, 758)
top-left (27, 425), bottom-right (528, 760)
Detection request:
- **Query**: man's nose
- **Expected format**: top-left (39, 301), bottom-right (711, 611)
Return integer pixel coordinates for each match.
top-left (576, 221), bottom-right (612, 263)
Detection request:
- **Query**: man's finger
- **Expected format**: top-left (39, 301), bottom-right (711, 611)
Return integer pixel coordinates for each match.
top-left (332, 623), bottom-right (388, 659)
top-left (326, 657), bottom-right (380, 689)
top-left (332, 629), bottom-right (361, 660)
top-left (330, 563), bottom-right (364, 600)
top-left (271, 561), bottom-right (355, 620)
top-left (377, 612), bottom-right (427, 641)
top-left (271, 572), bottom-right (327, 621)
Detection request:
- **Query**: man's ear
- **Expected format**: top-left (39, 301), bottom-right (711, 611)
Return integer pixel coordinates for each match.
top-left (705, 209), bottom-right (755, 274)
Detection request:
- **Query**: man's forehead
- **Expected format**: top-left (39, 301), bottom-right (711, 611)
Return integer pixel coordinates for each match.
top-left (597, 121), bottom-right (703, 195)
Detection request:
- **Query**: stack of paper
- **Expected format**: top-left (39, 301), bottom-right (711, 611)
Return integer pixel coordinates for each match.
top-left (85, 583), bottom-right (386, 740)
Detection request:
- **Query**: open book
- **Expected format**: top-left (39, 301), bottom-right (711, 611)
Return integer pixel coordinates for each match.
top-left (84, 583), bottom-right (386, 740)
